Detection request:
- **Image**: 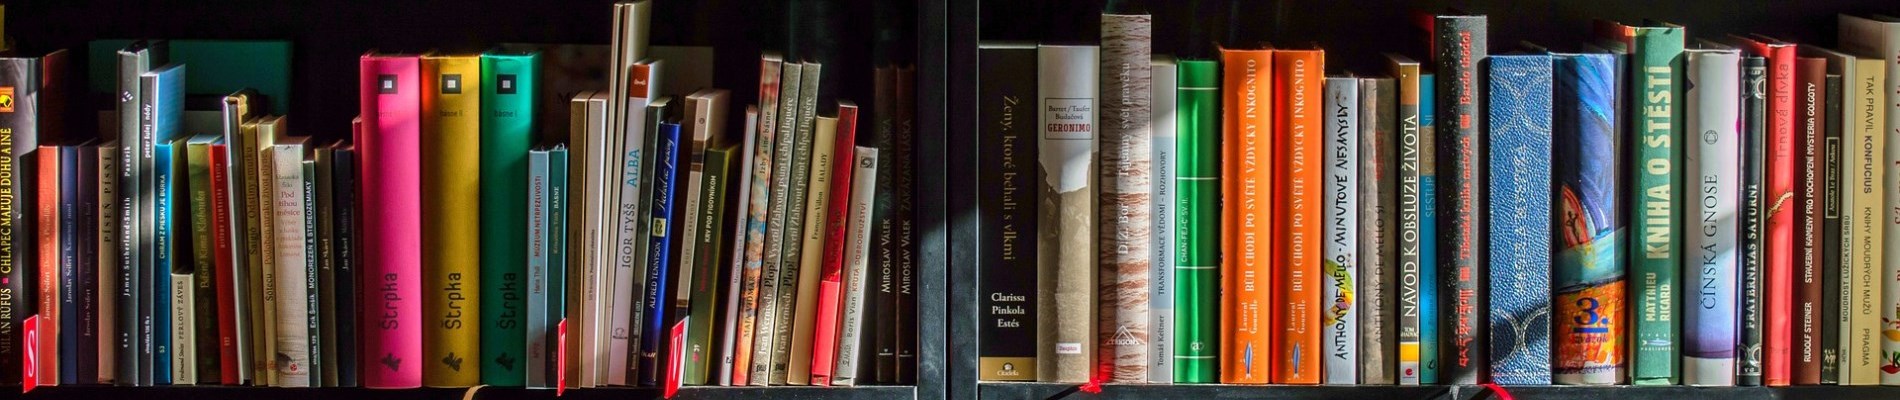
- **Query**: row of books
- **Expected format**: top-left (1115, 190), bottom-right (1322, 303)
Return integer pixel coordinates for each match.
top-left (0, 0), bottom-right (922, 392)
top-left (975, 11), bottom-right (1900, 386)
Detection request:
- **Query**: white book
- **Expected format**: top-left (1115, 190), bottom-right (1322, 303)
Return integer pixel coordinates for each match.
top-left (579, 92), bottom-right (610, 387)
top-left (269, 140), bottom-right (311, 387)
top-left (607, 59), bottom-right (664, 385)
top-left (170, 272), bottom-right (195, 385)
top-left (831, 146), bottom-right (879, 386)
top-left (1147, 56), bottom-right (1178, 384)
top-left (1839, 13), bottom-right (1900, 386)
top-left (1321, 76), bottom-right (1360, 385)
top-left (527, 150), bottom-right (551, 388)
top-left (1683, 47), bottom-right (1742, 386)
top-left (719, 106), bottom-right (761, 386)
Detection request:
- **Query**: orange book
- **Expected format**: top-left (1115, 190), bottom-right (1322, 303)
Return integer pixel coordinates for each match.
top-left (1219, 47), bottom-right (1273, 384)
top-left (36, 145), bottom-right (61, 384)
top-left (1271, 48), bottom-right (1324, 384)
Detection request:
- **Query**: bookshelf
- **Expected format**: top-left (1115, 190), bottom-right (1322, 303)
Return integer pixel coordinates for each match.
top-left (946, 0), bottom-right (1900, 399)
top-left (6, 0), bottom-right (949, 399)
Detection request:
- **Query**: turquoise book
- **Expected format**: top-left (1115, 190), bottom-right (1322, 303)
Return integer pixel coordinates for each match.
top-left (479, 51), bottom-right (540, 386)
top-left (1419, 73), bottom-right (1439, 384)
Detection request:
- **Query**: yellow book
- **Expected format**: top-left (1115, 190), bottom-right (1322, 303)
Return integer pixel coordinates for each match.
top-left (786, 115), bottom-right (840, 384)
top-left (420, 54), bottom-right (484, 387)
top-left (254, 116), bottom-right (285, 386)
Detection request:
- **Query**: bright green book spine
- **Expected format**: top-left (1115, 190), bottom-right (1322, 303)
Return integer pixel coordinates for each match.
top-left (480, 51), bottom-right (539, 386)
top-left (1175, 59), bottom-right (1220, 383)
top-left (1626, 26), bottom-right (1685, 385)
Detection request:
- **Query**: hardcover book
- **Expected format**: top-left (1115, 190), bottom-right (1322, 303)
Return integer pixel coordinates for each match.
top-left (1273, 48), bottom-right (1323, 385)
top-left (1794, 56), bottom-right (1827, 385)
top-left (1602, 22), bottom-right (1688, 385)
top-left (1737, 35), bottom-right (1798, 387)
top-left (333, 143), bottom-right (361, 388)
top-left (977, 42), bottom-right (1039, 382)
top-left (250, 117), bottom-right (280, 387)
top-left (1174, 58), bottom-right (1220, 384)
top-left (208, 140), bottom-right (242, 385)
top-left (893, 65), bottom-right (920, 384)
top-left (1219, 46), bottom-right (1271, 385)
top-left (314, 147), bottom-right (337, 387)
top-left (1388, 54), bottom-right (1426, 385)
top-left (1683, 46), bottom-right (1741, 386)
top-left (100, 138), bottom-right (123, 385)
top-left (145, 63), bottom-right (189, 386)
top-left (358, 53), bottom-right (424, 388)
top-left (1150, 55), bottom-right (1177, 386)
top-left (1321, 75), bottom-right (1359, 385)
top-left (215, 90), bottom-right (255, 386)
top-left (419, 54), bottom-right (482, 387)
top-left (1739, 56), bottom-right (1768, 386)
top-left (1836, 14), bottom-right (1900, 385)
top-left (1358, 76), bottom-right (1399, 385)
top-left (1553, 52), bottom-right (1627, 386)
top-left (1434, 15), bottom-right (1488, 384)
top-left (1485, 53), bottom-right (1553, 385)
top-left (1810, 44), bottom-right (1885, 385)
top-left (1037, 44), bottom-right (1098, 384)
top-left (1099, 11), bottom-right (1155, 383)
top-left (480, 51), bottom-right (538, 387)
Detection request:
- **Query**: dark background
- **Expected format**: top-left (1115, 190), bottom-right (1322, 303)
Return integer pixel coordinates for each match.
top-left (8, 0), bottom-right (917, 143)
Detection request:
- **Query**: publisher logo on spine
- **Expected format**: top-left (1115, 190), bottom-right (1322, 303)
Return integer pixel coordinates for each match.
top-left (498, 74), bottom-right (518, 95)
top-left (378, 75), bottom-right (398, 94)
top-left (441, 74), bottom-right (462, 94)
top-left (0, 86), bottom-right (15, 113)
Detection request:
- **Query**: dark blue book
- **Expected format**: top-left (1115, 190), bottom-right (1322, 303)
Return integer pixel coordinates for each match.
top-left (138, 63), bottom-right (185, 386)
top-left (60, 145), bottom-right (81, 385)
top-left (77, 144), bottom-right (102, 384)
top-left (332, 144), bottom-right (360, 387)
top-left (640, 121), bottom-right (683, 385)
top-left (153, 138), bottom-right (177, 386)
top-left (1485, 53), bottom-right (1554, 385)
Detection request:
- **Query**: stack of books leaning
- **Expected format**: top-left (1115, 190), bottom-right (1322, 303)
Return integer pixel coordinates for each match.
top-left (976, 10), bottom-right (1900, 387)
top-left (0, 0), bottom-right (919, 392)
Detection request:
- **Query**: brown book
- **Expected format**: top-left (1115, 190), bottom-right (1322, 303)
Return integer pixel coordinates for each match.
top-left (1793, 55), bottom-right (1827, 385)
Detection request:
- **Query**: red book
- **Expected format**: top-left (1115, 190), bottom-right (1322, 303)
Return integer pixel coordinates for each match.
top-left (209, 143), bottom-right (241, 384)
top-left (1737, 35), bottom-right (1796, 387)
top-left (358, 53), bottom-right (424, 389)
top-left (35, 145), bottom-right (59, 386)
top-left (809, 101), bottom-right (861, 385)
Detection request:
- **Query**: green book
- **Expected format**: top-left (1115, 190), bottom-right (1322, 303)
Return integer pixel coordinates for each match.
top-left (185, 134), bottom-right (222, 381)
top-left (685, 143), bottom-right (739, 384)
top-left (1597, 22), bottom-right (1685, 385)
top-left (479, 51), bottom-right (540, 386)
top-left (1175, 59), bottom-right (1220, 383)
top-left (546, 146), bottom-right (568, 362)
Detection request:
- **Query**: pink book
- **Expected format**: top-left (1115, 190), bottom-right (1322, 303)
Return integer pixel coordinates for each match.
top-left (358, 53), bottom-right (423, 389)
top-left (808, 102), bottom-right (860, 384)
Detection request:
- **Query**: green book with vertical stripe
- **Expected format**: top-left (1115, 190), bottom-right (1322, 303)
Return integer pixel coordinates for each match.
top-left (479, 51), bottom-right (539, 386)
top-left (1175, 59), bottom-right (1220, 383)
top-left (1595, 21), bottom-right (1685, 385)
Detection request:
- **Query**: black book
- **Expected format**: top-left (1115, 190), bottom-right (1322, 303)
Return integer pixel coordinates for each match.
top-left (315, 146), bottom-right (338, 387)
top-left (77, 143), bottom-right (102, 384)
top-left (1819, 72), bottom-right (1843, 384)
top-left (892, 64), bottom-right (919, 385)
top-left (1433, 13), bottom-right (1488, 385)
top-left (1738, 55), bottom-right (1767, 387)
top-left (870, 64), bottom-right (900, 384)
top-left (59, 144), bottom-right (80, 385)
top-left (332, 144), bottom-right (360, 387)
top-left (975, 42), bottom-right (1039, 382)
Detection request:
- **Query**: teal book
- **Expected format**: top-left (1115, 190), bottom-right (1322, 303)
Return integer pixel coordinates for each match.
top-left (1175, 59), bottom-right (1220, 383)
top-left (88, 40), bottom-right (292, 112)
top-left (546, 147), bottom-right (569, 383)
top-left (1595, 21), bottom-right (1685, 385)
top-left (479, 51), bottom-right (540, 386)
top-left (1418, 73), bottom-right (1439, 385)
top-left (155, 137), bottom-right (188, 385)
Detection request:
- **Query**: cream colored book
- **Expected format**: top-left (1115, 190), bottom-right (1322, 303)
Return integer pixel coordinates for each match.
top-left (269, 136), bottom-right (312, 387)
top-left (787, 114), bottom-right (840, 384)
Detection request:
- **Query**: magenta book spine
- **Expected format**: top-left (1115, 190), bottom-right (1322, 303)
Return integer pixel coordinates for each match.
top-left (359, 54), bottom-right (424, 389)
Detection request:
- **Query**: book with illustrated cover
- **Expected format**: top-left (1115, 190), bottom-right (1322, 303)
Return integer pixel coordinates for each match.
top-left (751, 59), bottom-right (803, 385)
top-left (1739, 55), bottom-right (1768, 386)
top-left (1099, 11), bottom-right (1154, 383)
top-left (739, 56), bottom-right (788, 386)
top-left (1321, 75), bottom-right (1359, 385)
top-left (1836, 14), bottom-right (1900, 385)
top-left (1174, 58), bottom-right (1219, 384)
top-left (1683, 46), bottom-right (1741, 386)
top-left (1358, 76), bottom-right (1398, 385)
top-left (419, 54), bottom-right (482, 387)
top-left (358, 53), bottom-right (424, 389)
top-left (1273, 47), bottom-right (1322, 385)
top-left (1149, 56), bottom-right (1177, 385)
top-left (1485, 53), bottom-right (1553, 385)
top-left (0, 53), bottom-right (37, 382)
top-left (977, 42), bottom-right (1039, 382)
top-left (1219, 47), bottom-right (1271, 385)
top-left (480, 51), bottom-right (538, 387)
top-left (832, 146), bottom-right (879, 386)
top-left (718, 106), bottom-right (760, 386)
top-left (1037, 44), bottom-right (1098, 384)
top-left (1810, 44), bottom-right (1884, 385)
top-left (1433, 14), bottom-right (1487, 384)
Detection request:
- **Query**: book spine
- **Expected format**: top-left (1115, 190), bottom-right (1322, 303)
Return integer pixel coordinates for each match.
top-left (1794, 56), bottom-right (1826, 385)
top-left (642, 122), bottom-right (682, 385)
top-left (358, 55), bottom-right (424, 389)
top-left (209, 144), bottom-right (240, 385)
top-left (78, 146), bottom-right (100, 384)
top-left (315, 150), bottom-right (337, 387)
top-left (333, 146), bottom-right (360, 388)
top-left (576, 94), bottom-right (606, 388)
top-left (303, 161), bottom-right (321, 386)
top-left (869, 65), bottom-right (899, 386)
top-left (1321, 76), bottom-right (1359, 385)
top-left (720, 107), bottom-right (760, 386)
top-left (1274, 49), bottom-right (1323, 385)
top-left (271, 145), bottom-right (311, 388)
top-left (1418, 74), bottom-right (1442, 384)
top-left (169, 143), bottom-right (196, 386)
top-left (1218, 48), bottom-right (1272, 384)
top-left (1626, 28), bottom-right (1688, 386)
top-left (1099, 13), bottom-right (1155, 384)
top-left (0, 56), bottom-right (30, 386)
top-left (527, 150), bottom-right (551, 387)
top-left (99, 141), bottom-right (121, 385)
top-left (772, 63), bottom-right (823, 386)
top-left (115, 48), bottom-right (150, 386)
top-left (188, 141), bottom-right (219, 383)
top-left (63, 146), bottom-right (81, 385)
top-left (789, 109), bottom-right (842, 385)
top-left (479, 52), bottom-right (537, 387)
top-left (977, 45), bottom-right (1039, 382)
top-left (751, 60), bottom-right (804, 385)
top-left (35, 145), bottom-right (58, 387)
top-left (1149, 58), bottom-right (1177, 385)
top-left (1873, 23), bottom-right (1900, 388)
top-left (633, 97), bottom-right (672, 386)
top-left (148, 73), bottom-right (185, 386)
top-left (742, 58), bottom-right (790, 385)
top-left (1359, 77), bottom-right (1399, 385)
top-left (419, 55), bottom-right (482, 387)
top-left (1433, 15), bottom-right (1487, 384)
top-left (812, 108), bottom-right (861, 385)
top-left (1820, 71), bottom-right (1843, 385)
top-left (156, 142), bottom-right (175, 386)
top-left (1748, 42), bottom-right (1794, 388)
top-left (1484, 55), bottom-right (1553, 385)
top-left (1038, 45), bottom-right (1099, 384)
top-left (687, 144), bottom-right (735, 385)
top-left (1174, 59), bottom-right (1219, 384)
top-left (893, 65), bottom-right (919, 384)
top-left (254, 121), bottom-right (278, 387)
top-left (1683, 50), bottom-right (1741, 386)
top-left (1843, 57), bottom-right (1885, 386)
top-left (220, 94), bottom-right (252, 388)
top-left (834, 146), bottom-right (879, 386)
top-left (547, 148), bottom-right (569, 388)
top-left (1739, 56), bottom-right (1768, 386)
top-left (608, 65), bottom-right (657, 388)
top-left (1392, 59), bottom-right (1425, 386)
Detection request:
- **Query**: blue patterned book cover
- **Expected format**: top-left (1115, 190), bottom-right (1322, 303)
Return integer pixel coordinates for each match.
top-left (1419, 74), bottom-right (1440, 384)
top-left (641, 121), bottom-right (683, 383)
top-left (1552, 52), bottom-right (1627, 385)
top-left (1485, 54), bottom-right (1554, 385)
